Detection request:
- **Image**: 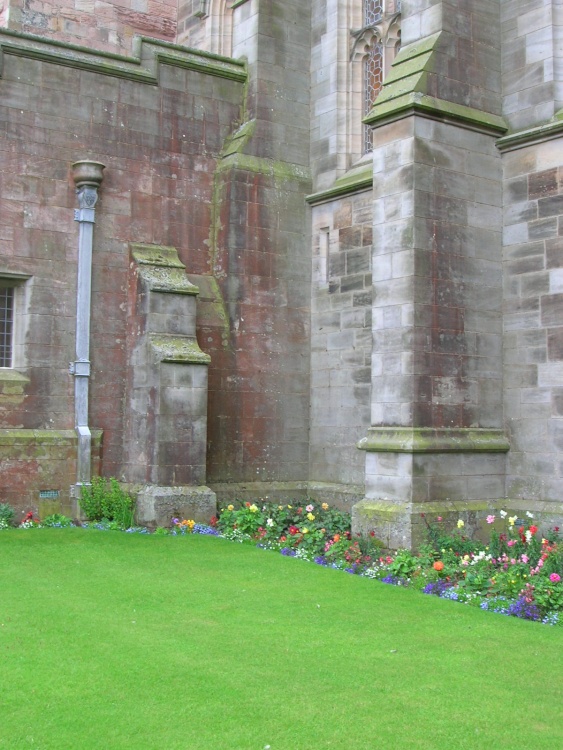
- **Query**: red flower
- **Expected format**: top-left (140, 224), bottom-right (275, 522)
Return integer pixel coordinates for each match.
top-left (369, 530), bottom-right (375, 537)
top-left (209, 516), bottom-right (218, 527)
top-left (554, 527), bottom-right (560, 532)
top-left (245, 502), bottom-right (251, 508)
top-left (280, 535), bottom-right (286, 542)
top-left (288, 525), bottom-right (298, 536)
top-left (529, 525), bottom-right (538, 535)
top-left (433, 561), bottom-right (444, 572)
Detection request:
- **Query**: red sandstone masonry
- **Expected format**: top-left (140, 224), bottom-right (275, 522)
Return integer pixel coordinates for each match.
top-left (2, 0), bottom-right (177, 54)
top-left (0, 37), bottom-right (244, 501)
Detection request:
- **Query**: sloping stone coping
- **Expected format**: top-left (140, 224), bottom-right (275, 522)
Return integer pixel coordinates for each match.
top-left (0, 27), bottom-right (247, 84)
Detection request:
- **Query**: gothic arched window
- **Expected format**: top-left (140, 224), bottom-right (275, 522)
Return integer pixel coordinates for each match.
top-left (351, 0), bottom-right (401, 155)
top-left (364, 39), bottom-right (383, 152)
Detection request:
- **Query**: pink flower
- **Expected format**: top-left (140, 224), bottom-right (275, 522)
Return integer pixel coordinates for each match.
top-left (306, 504), bottom-right (314, 513)
top-left (521, 554), bottom-right (529, 563)
top-left (550, 573), bottom-right (561, 583)
top-left (437, 516), bottom-right (443, 521)
top-left (538, 558), bottom-right (544, 568)
top-left (507, 540), bottom-right (516, 547)
top-left (486, 515), bottom-right (495, 524)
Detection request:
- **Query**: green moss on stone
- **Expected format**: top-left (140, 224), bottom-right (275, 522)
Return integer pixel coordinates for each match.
top-left (131, 243), bottom-right (199, 295)
top-left (149, 334), bottom-right (211, 364)
top-left (357, 427), bottom-right (510, 453)
top-left (131, 243), bottom-right (185, 268)
top-left (306, 161), bottom-right (373, 205)
top-left (0, 28), bottom-right (247, 86)
top-left (362, 29), bottom-right (506, 135)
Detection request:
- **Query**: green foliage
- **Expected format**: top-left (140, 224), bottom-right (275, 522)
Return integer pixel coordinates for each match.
top-left (531, 578), bottom-right (563, 613)
top-left (153, 526), bottom-right (171, 536)
top-left (423, 518), bottom-right (482, 557)
top-left (79, 477), bottom-right (135, 528)
top-left (387, 549), bottom-right (419, 578)
top-left (42, 514), bottom-right (73, 528)
top-left (0, 502), bottom-right (15, 528)
top-left (215, 500), bottom-right (385, 569)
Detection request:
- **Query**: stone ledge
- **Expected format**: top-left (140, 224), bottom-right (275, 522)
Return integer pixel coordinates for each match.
top-left (365, 92), bottom-right (507, 135)
top-left (363, 29), bottom-right (506, 136)
top-left (496, 115), bottom-right (563, 152)
top-left (0, 370), bottom-right (30, 384)
top-left (131, 243), bottom-right (200, 296)
top-left (0, 28), bottom-right (247, 84)
top-left (357, 427), bottom-right (510, 453)
top-left (0, 428), bottom-right (102, 444)
top-left (305, 161), bottom-right (373, 205)
top-left (217, 152), bottom-right (311, 183)
top-left (149, 334), bottom-right (211, 364)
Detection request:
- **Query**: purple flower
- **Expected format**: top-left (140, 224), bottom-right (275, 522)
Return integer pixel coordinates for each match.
top-left (280, 547), bottom-right (297, 557)
top-left (422, 580), bottom-right (453, 597)
top-left (193, 524), bottom-right (219, 536)
top-left (314, 555), bottom-right (328, 566)
top-left (507, 598), bottom-right (541, 621)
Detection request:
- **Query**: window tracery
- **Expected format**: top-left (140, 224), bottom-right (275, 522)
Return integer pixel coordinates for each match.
top-left (350, 0), bottom-right (401, 155)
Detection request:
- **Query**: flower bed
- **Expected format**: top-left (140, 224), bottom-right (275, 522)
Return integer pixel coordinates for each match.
top-left (214, 503), bottom-right (563, 626)
top-left (4, 502), bottom-right (562, 626)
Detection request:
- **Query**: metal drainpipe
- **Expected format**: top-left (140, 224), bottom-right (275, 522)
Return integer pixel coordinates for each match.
top-left (70, 160), bottom-right (105, 500)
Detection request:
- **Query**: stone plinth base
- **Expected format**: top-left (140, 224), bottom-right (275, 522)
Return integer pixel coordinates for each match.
top-left (352, 498), bottom-right (563, 551)
top-left (134, 485), bottom-right (217, 527)
top-left (210, 481), bottom-right (364, 513)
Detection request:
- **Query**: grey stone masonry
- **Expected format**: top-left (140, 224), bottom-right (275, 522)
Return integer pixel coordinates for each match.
top-left (502, 138), bottom-right (563, 504)
top-left (123, 243), bottom-right (211, 490)
top-left (355, 0), bottom-right (510, 544)
top-left (501, 0), bottom-right (563, 131)
top-left (310, 188), bottom-right (373, 488)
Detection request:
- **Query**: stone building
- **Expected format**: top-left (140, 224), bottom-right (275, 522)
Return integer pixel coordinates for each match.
top-left (0, 0), bottom-right (562, 546)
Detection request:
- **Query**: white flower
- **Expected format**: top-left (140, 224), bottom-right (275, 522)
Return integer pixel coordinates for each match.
top-left (525, 530), bottom-right (532, 543)
top-left (526, 511), bottom-right (534, 518)
top-left (500, 510), bottom-right (507, 518)
top-left (266, 518), bottom-right (274, 527)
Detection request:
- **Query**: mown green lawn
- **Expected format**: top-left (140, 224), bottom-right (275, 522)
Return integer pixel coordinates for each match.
top-left (1, 529), bottom-right (562, 750)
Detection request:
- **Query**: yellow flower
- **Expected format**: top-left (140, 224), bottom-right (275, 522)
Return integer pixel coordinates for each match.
top-left (307, 512), bottom-right (315, 521)
top-left (457, 520), bottom-right (464, 529)
top-left (287, 505), bottom-right (292, 509)
top-left (278, 505), bottom-right (284, 510)
top-left (302, 527), bottom-right (309, 534)
top-left (227, 504), bottom-right (234, 511)
top-left (249, 504), bottom-right (258, 513)
top-left (508, 516), bottom-right (517, 526)
top-left (321, 503), bottom-right (329, 511)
